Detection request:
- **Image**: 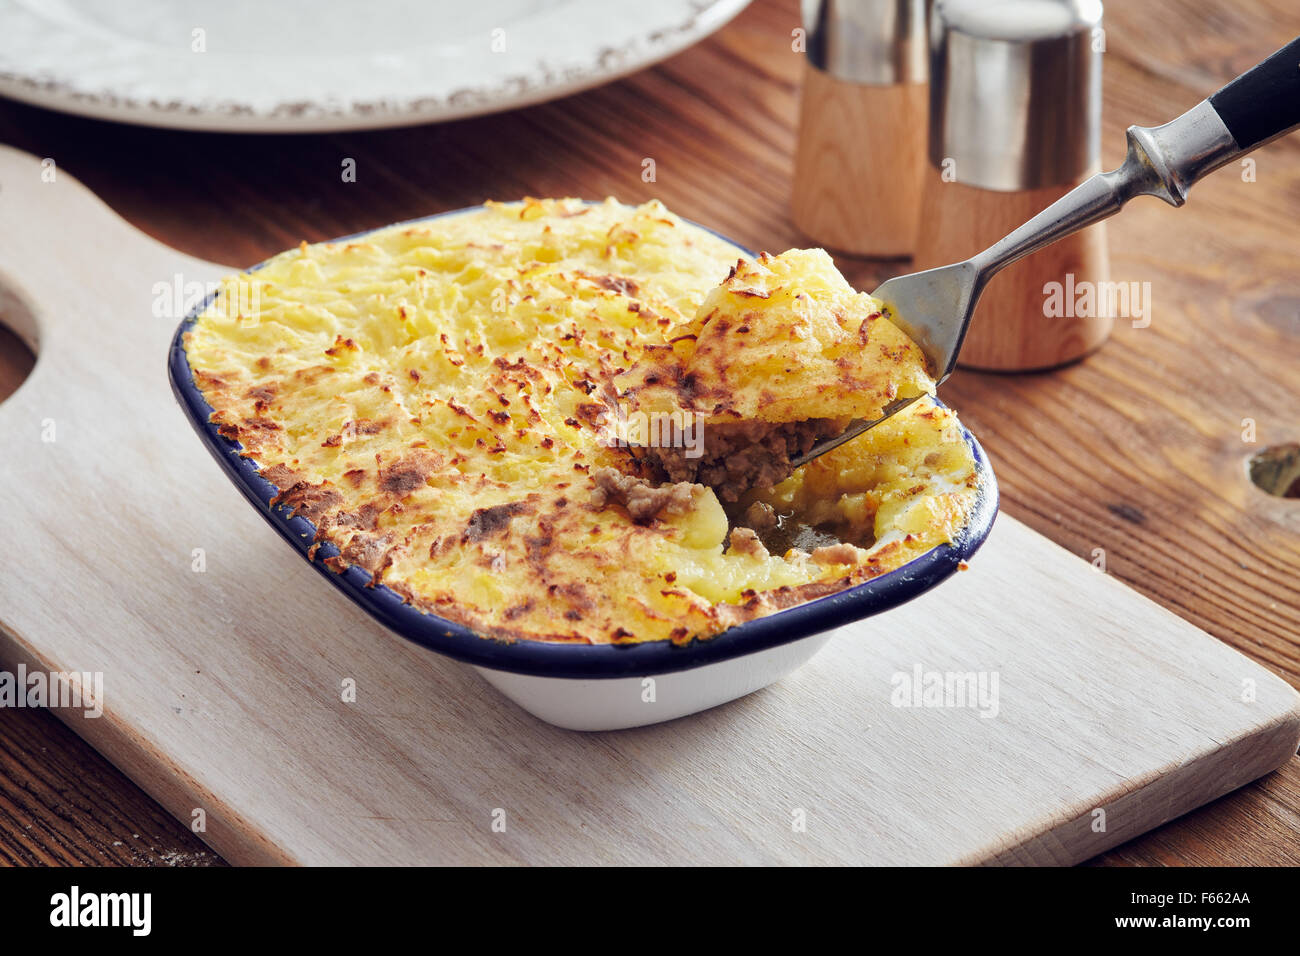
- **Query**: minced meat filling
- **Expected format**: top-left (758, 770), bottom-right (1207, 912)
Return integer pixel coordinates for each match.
top-left (591, 467), bottom-right (703, 524)
top-left (742, 500), bottom-right (779, 532)
top-left (633, 418), bottom-right (842, 503)
top-left (725, 526), bottom-right (770, 560)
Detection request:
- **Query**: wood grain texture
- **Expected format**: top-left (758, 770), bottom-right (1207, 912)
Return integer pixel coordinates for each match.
top-left (0, 326), bottom-right (32, 399)
top-left (913, 174), bottom-right (1112, 370)
top-left (0, 699), bottom-right (221, 866)
top-left (792, 67), bottom-right (927, 256)
top-left (0, 0), bottom-right (1297, 865)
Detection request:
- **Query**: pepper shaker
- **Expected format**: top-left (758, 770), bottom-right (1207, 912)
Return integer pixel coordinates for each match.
top-left (792, 0), bottom-right (929, 257)
top-left (914, 0), bottom-right (1111, 370)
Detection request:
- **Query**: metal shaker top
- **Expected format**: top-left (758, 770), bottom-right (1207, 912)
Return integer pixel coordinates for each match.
top-left (804, 0), bottom-right (929, 85)
top-left (929, 0), bottom-right (1104, 191)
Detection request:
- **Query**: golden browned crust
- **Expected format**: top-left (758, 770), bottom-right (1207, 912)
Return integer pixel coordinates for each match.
top-left (612, 248), bottom-right (936, 500)
top-left (185, 200), bottom-right (979, 645)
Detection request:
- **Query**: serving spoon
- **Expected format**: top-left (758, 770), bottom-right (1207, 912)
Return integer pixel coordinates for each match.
top-left (792, 35), bottom-right (1300, 469)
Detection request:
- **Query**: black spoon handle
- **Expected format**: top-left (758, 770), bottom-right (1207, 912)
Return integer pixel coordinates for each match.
top-left (1209, 36), bottom-right (1300, 151)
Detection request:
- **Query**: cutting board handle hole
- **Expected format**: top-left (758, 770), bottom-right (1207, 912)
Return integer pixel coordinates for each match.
top-left (0, 274), bottom-right (38, 405)
top-left (1248, 444), bottom-right (1300, 498)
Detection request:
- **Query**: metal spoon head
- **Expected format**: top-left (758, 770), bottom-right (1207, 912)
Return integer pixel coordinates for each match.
top-left (872, 259), bottom-right (984, 385)
top-left (785, 260), bottom-right (983, 470)
top-left (787, 394), bottom-right (923, 470)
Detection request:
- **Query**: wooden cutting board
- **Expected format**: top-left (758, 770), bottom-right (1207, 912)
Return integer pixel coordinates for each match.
top-left (1, 145), bottom-right (1296, 865)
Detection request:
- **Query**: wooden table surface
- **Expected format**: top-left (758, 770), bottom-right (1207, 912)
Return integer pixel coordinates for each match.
top-left (1, 0), bottom-right (1297, 866)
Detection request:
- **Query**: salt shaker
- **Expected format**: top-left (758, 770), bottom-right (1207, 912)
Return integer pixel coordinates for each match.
top-left (792, 0), bottom-right (929, 257)
top-left (914, 0), bottom-right (1111, 371)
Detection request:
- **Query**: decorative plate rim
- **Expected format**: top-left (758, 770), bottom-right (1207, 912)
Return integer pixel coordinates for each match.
top-left (0, 0), bottom-right (752, 132)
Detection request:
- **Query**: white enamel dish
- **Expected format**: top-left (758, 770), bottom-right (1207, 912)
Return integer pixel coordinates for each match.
top-left (168, 209), bottom-right (999, 730)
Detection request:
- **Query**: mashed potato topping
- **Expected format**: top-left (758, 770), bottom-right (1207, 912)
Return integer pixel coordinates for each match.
top-left (616, 248), bottom-right (932, 423)
top-left (185, 198), bottom-right (981, 645)
top-left (614, 248), bottom-right (937, 500)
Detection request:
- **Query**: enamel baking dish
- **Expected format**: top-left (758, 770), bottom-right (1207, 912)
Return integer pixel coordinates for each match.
top-left (167, 212), bottom-right (999, 730)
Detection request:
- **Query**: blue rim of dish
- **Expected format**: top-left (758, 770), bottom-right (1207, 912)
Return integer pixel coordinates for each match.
top-left (167, 205), bottom-right (1000, 679)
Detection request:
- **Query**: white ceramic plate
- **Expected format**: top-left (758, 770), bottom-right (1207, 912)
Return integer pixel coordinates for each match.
top-left (0, 0), bottom-right (750, 132)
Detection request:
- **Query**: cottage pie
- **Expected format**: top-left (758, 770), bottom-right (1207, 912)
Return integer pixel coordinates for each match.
top-left (185, 198), bottom-right (981, 644)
